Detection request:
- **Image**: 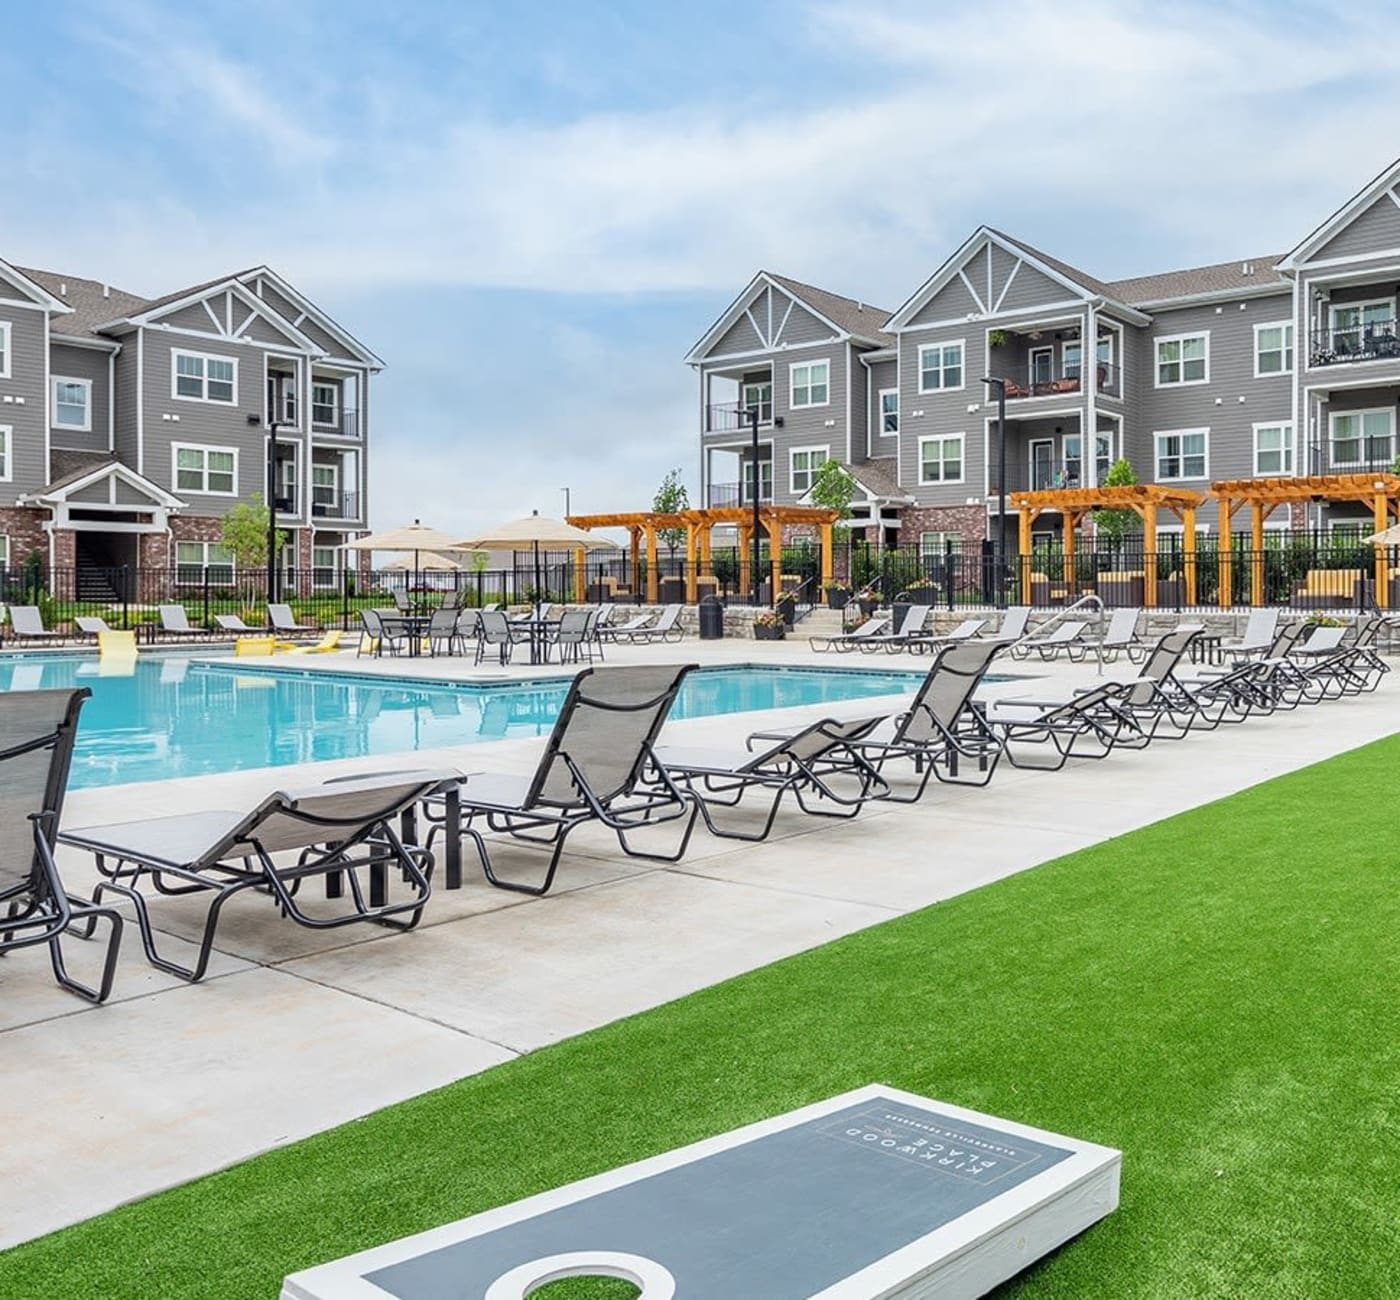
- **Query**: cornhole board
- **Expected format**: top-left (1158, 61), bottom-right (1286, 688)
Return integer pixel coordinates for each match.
top-left (282, 1085), bottom-right (1120, 1300)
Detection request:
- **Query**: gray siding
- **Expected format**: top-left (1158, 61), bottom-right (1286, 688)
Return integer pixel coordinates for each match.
top-left (295, 316), bottom-right (342, 356)
top-left (710, 313), bottom-right (763, 357)
top-left (113, 335), bottom-right (140, 470)
top-left (848, 344), bottom-right (869, 463)
top-left (771, 342), bottom-right (847, 500)
top-left (998, 261), bottom-right (1074, 312)
top-left (50, 343), bottom-right (109, 453)
top-left (242, 314), bottom-right (301, 348)
top-left (776, 303), bottom-right (837, 346)
top-left (154, 302), bottom-right (221, 333)
top-left (867, 358), bottom-right (898, 458)
top-left (0, 308), bottom-right (49, 499)
top-left (897, 326), bottom-right (984, 502)
top-left (907, 273), bottom-right (981, 326)
top-left (1314, 194), bottom-right (1400, 261)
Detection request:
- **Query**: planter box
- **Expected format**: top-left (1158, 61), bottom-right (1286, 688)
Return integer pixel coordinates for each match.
top-left (753, 623), bottom-right (786, 641)
top-left (826, 590), bottom-right (850, 610)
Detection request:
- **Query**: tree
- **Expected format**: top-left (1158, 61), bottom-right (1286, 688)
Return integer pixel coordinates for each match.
top-left (808, 459), bottom-right (857, 519)
top-left (220, 493), bottom-right (288, 572)
top-left (652, 468), bottom-right (690, 560)
top-left (1092, 457), bottom-right (1140, 552)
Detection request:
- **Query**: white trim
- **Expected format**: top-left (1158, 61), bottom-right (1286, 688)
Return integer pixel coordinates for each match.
top-left (236, 267), bottom-right (384, 369)
top-left (21, 458), bottom-right (186, 509)
top-left (1028, 345), bottom-right (1054, 386)
top-left (1028, 437), bottom-right (1055, 490)
top-left (1327, 405), bottom-right (1395, 468)
top-left (170, 348), bottom-right (239, 405)
top-left (1130, 283), bottom-right (1291, 309)
top-left (957, 268), bottom-right (988, 314)
top-left (51, 376), bottom-right (93, 432)
top-left (844, 340), bottom-right (852, 463)
top-left (1153, 330), bottom-right (1210, 388)
top-left (788, 444), bottom-right (829, 496)
top-left (136, 329), bottom-right (144, 475)
top-left (788, 357), bottom-right (831, 409)
top-left (0, 321), bottom-right (10, 379)
top-left (1252, 320), bottom-right (1295, 379)
top-left (1153, 427), bottom-right (1211, 481)
top-left (899, 299), bottom-right (1091, 334)
top-left (1252, 420), bottom-right (1295, 476)
top-left (311, 379), bottom-right (340, 428)
top-left (43, 313), bottom-right (50, 481)
top-left (876, 387), bottom-right (899, 437)
top-left (917, 339), bottom-right (965, 394)
top-left (685, 272), bottom-right (856, 363)
top-left (917, 432), bottom-right (966, 486)
top-left (1278, 156), bottom-right (1400, 270)
top-left (50, 332), bottom-right (119, 353)
top-left (107, 348), bottom-right (116, 452)
top-left (0, 425), bottom-right (12, 482)
top-left (773, 295), bottom-right (795, 347)
top-left (171, 442), bottom-right (239, 496)
top-left (0, 259), bottom-right (73, 313)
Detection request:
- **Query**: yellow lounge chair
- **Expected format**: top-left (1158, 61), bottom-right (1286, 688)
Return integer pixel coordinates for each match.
top-left (290, 630), bottom-right (344, 655)
top-left (97, 631), bottom-right (138, 658)
top-left (234, 636), bottom-right (279, 657)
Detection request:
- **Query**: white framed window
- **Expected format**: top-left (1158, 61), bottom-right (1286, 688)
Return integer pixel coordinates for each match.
top-left (0, 425), bottom-right (12, 481)
top-left (312, 545), bottom-right (340, 589)
top-left (173, 443), bottom-right (237, 495)
top-left (175, 541), bottom-right (235, 584)
top-left (1254, 322), bottom-right (1294, 377)
top-left (741, 379), bottom-right (773, 423)
top-left (919, 530), bottom-right (960, 555)
top-left (52, 377), bottom-right (92, 431)
top-left (1154, 428), bottom-right (1209, 480)
top-left (1062, 341), bottom-right (1083, 380)
top-left (743, 459), bottom-right (772, 503)
top-left (1155, 332), bottom-right (1209, 387)
top-left (919, 341), bottom-right (964, 393)
top-left (172, 349), bottom-right (237, 404)
top-left (1330, 299), bottom-right (1394, 355)
top-left (1096, 331), bottom-right (1116, 368)
top-left (1253, 422), bottom-right (1294, 476)
top-left (275, 445), bottom-right (298, 508)
top-left (789, 360), bottom-right (829, 409)
top-left (1329, 408), bottom-right (1395, 468)
top-left (918, 433), bottom-right (964, 485)
top-left (312, 462), bottom-right (339, 511)
top-left (789, 445), bottom-right (829, 495)
top-left (0, 534), bottom-right (10, 568)
top-left (312, 382), bottom-right (339, 426)
top-left (878, 388), bottom-right (899, 435)
top-left (0, 322), bottom-right (10, 379)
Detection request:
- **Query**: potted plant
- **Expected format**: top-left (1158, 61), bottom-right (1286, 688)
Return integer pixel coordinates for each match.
top-left (823, 579), bottom-right (851, 610)
top-left (988, 328), bottom-right (1009, 348)
top-left (854, 585), bottom-right (880, 618)
top-left (752, 608), bottom-right (786, 641)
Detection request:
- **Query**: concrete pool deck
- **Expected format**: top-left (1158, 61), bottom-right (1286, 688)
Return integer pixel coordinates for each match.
top-left (1, 635), bottom-right (1397, 1249)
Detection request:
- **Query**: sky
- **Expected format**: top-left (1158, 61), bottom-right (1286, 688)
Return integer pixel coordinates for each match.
top-left (6, 0), bottom-right (1400, 535)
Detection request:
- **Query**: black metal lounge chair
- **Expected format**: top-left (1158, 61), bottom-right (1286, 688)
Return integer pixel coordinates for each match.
top-left (59, 770), bottom-right (457, 983)
top-left (8, 606), bottom-right (65, 645)
top-left (1220, 607), bottom-right (1281, 662)
top-left (1009, 619), bottom-right (1091, 662)
top-left (983, 683), bottom-right (1147, 771)
top-left (902, 616), bottom-right (987, 655)
top-left (808, 616), bottom-right (890, 654)
top-left (653, 714), bottom-right (889, 842)
top-left (158, 605), bottom-right (206, 640)
top-left (427, 664), bottom-right (698, 896)
top-left (618, 604), bottom-right (685, 644)
top-left (215, 613), bottom-right (262, 634)
top-left (74, 615), bottom-right (114, 639)
top-left (0, 688), bottom-right (123, 1003)
top-left (1094, 608), bottom-right (1148, 664)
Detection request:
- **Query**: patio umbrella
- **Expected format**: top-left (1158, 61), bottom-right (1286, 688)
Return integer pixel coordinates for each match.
top-left (382, 552), bottom-right (466, 572)
top-left (1364, 523), bottom-right (1400, 545)
top-left (452, 511), bottom-right (618, 613)
top-left (339, 520), bottom-right (468, 594)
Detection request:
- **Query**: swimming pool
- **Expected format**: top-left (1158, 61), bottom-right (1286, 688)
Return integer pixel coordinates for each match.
top-left (0, 656), bottom-right (934, 789)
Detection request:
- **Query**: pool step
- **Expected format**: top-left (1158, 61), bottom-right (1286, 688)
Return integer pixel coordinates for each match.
top-left (799, 608), bottom-right (847, 641)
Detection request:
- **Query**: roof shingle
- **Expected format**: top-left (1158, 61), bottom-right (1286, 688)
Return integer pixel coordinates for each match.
top-left (765, 272), bottom-right (895, 345)
top-left (1105, 256), bottom-right (1288, 304)
top-left (15, 268), bottom-right (150, 340)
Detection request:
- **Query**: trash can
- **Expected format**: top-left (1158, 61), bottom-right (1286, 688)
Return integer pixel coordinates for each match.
top-left (698, 595), bottom-right (725, 640)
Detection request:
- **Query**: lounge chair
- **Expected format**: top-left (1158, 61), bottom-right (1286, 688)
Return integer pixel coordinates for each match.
top-left (1010, 619), bottom-right (1090, 661)
top-left (750, 638), bottom-right (1007, 800)
top-left (983, 683), bottom-right (1148, 771)
top-left (268, 603), bottom-right (317, 636)
top-left (808, 616), bottom-right (891, 654)
top-left (995, 606), bottom-right (1032, 642)
top-left (618, 604), bottom-right (685, 644)
top-left (75, 616), bottom-right (114, 639)
top-left (1221, 608), bottom-right (1280, 662)
top-left (97, 631), bottom-right (139, 658)
top-left (653, 715), bottom-right (889, 843)
top-left (427, 665), bottom-right (697, 896)
top-left (60, 770), bottom-right (457, 983)
top-left (856, 604), bottom-right (934, 654)
top-left (290, 630), bottom-right (344, 656)
top-left (0, 688), bottom-right (124, 1002)
top-left (158, 605), bottom-right (206, 640)
top-left (1094, 608), bottom-right (1148, 664)
top-left (902, 617), bottom-right (987, 655)
top-left (9, 606), bottom-right (65, 645)
top-left (599, 612), bottom-right (657, 643)
top-left (234, 637), bottom-right (279, 657)
top-left (216, 614), bottom-right (263, 634)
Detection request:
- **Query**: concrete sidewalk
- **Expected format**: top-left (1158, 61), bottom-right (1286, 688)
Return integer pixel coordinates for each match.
top-left (2, 642), bottom-right (1396, 1249)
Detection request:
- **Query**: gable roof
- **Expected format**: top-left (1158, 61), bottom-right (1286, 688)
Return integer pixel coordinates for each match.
top-left (22, 456), bottom-right (187, 509)
top-left (1106, 256), bottom-right (1288, 305)
top-left (15, 267), bottom-right (147, 341)
top-left (0, 259), bottom-right (76, 314)
top-left (844, 457), bottom-right (909, 502)
top-left (236, 267), bottom-right (385, 369)
top-left (986, 230), bottom-right (1119, 300)
top-left (1277, 155), bottom-right (1400, 271)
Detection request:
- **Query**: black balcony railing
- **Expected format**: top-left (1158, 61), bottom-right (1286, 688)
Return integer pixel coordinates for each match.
top-left (993, 362), bottom-right (1121, 401)
top-left (311, 408), bottom-right (360, 437)
top-left (311, 491), bottom-right (362, 520)
top-left (1309, 321), bottom-right (1400, 367)
top-left (1303, 440), bottom-right (1399, 477)
top-left (705, 400), bottom-right (772, 433)
top-left (707, 481), bottom-right (773, 508)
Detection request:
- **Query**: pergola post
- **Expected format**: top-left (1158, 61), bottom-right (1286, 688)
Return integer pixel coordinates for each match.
top-left (699, 522), bottom-right (712, 579)
top-left (1182, 505), bottom-right (1198, 606)
top-left (1217, 498), bottom-right (1234, 610)
top-left (1376, 490), bottom-right (1391, 610)
top-left (766, 516), bottom-right (783, 605)
top-left (1018, 506), bottom-right (1034, 603)
top-left (574, 544), bottom-right (586, 603)
top-left (819, 520), bottom-right (834, 588)
top-left (644, 524), bottom-right (659, 603)
top-left (1250, 503), bottom-right (1266, 607)
top-left (737, 524), bottom-right (751, 597)
top-left (684, 524), bottom-right (698, 604)
top-left (1062, 508), bottom-right (1077, 593)
top-left (629, 527), bottom-right (641, 596)
top-left (1142, 500), bottom-right (1158, 609)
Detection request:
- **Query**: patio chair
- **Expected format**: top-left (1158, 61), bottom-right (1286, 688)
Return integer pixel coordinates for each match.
top-left (653, 715), bottom-right (889, 843)
top-left (1221, 607), bottom-right (1280, 662)
top-left (1009, 620), bottom-right (1090, 661)
top-left (215, 614), bottom-right (263, 634)
top-left (391, 589), bottom-right (413, 613)
top-left (902, 617), bottom-right (987, 655)
top-left (440, 589), bottom-right (464, 611)
top-left (808, 616), bottom-right (891, 654)
top-left (158, 605), bottom-right (206, 640)
top-left (1094, 608), bottom-right (1148, 664)
top-left (598, 612), bottom-right (655, 643)
top-left (425, 608), bottom-right (464, 657)
top-left (0, 688), bottom-right (124, 1003)
top-left (475, 609), bottom-right (519, 665)
top-left (619, 604), bottom-right (685, 644)
top-left (995, 606), bottom-right (1032, 642)
top-left (358, 608), bottom-right (407, 658)
top-left (268, 603), bottom-right (317, 635)
top-left (75, 616), bottom-right (114, 639)
top-left (60, 770), bottom-right (457, 983)
top-left (428, 665), bottom-right (698, 896)
top-left (552, 608), bottom-right (596, 664)
top-left (9, 606), bottom-right (65, 645)
top-left (856, 604), bottom-right (934, 654)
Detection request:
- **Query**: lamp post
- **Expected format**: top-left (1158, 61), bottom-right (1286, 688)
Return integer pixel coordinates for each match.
top-left (748, 404), bottom-right (763, 606)
top-left (561, 486), bottom-right (571, 518)
top-left (255, 415), bottom-right (285, 603)
top-left (981, 377), bottom-right (1008, 608)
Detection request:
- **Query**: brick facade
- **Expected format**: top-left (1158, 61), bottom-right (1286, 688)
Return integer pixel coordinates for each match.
top-left (897, 504), bottom-right (991, 551)
top-left (0, 506), bottom-right (53, 569)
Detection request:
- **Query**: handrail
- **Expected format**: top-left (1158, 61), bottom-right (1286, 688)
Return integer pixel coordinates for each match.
top-left (1013, 593), bottom-right (1109, 675)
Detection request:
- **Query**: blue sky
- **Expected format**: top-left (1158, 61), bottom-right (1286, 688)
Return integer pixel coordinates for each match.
top-left (6, 0), bottom-right (1400, 533)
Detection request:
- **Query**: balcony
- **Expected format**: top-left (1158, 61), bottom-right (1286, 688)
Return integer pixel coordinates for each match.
top-left (707, 481), bottom-right (773, 508)
top-left (992, 362), bottom-right (1121, 402)
top-left (705, 400), bottom-right (773, 434)
top-left (1303, 441), bottom-right (1398, 478)
top-left (311, 491), bottom-right (362, 521)
top-left (311, 408), bottom-right (360, 438)
top-left (1308, 322), bottom-right (1400, 368)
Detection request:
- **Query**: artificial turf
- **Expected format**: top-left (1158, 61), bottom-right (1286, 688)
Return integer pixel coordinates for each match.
top-left (4, 734), bottom-right (1400, 1299)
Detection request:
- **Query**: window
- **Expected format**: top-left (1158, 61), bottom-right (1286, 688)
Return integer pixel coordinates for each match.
top-left (312, 383), bottom-right (339, 426)
top-left (173, 444), bottom-right (237, 494)
top-left (790, 446), bottom-right (828, 494)
top-left (0, 535), bottom-right (9, 569)
top-left (0, 322), bottom-right (10, 379)
top-left (918, 434), bottom-right (964, 484)
top-left (312, 546), bottom-right (340, 589)
top-left (312, 463), bottom-right (339, 512)
top-left (1253, 422), bottom-right (1294, 475)
top-left (1096, 332), bottom-right (1116, 367)
top-left (275, 448), bottom-right (298, 509)
top-left (172, 350), bottom-right (236, 403)
top-left (1063, 341), bottom-right (1082, 381)
top-left (741, 380), bottom-right (773, 423)
top-left (1155, 333), bottom-right (1209, 386)
top-left (268, 372), bottom-right (297, 423)
top-left (789, 361), bottom-right (829, 409)
top-left (919, 531), bottom-right (959, 555)
top-left (919, 342), bottom-right (964, 393)
top-left (1155, 429), bottom-right (1209, 480)
top-left (0, 426), bottom-right (12, 481)
top-left (1095, 431), bottom-right (1113, 482)
top-left (1063, 435), bottom-right (1084, 486)
top-left (1029, 347), bottom-right (1053, 386)
top-left (878, 388), bottom-right (899, 435)
top-left (743, 459), bottom-right (772, 503)
top-left (1331, 300), bottom-right (1394, 355)
top-left (1254, 322), bottom-right (1294, 377)
top-left (1329, 409), bottom-right (1394, 467)
top-left (52, 377), bottom-right (91, 431)
top-left (175, 541), bottom-right (235, 584)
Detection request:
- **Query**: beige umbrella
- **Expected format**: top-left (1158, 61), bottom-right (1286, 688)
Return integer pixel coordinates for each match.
top-left (382, 552), bottom-right (467, 572)
top-left (1364, 523), bottom-right (1400, 545)
top-left (339, 520), bottom-right (470, 591)
top-left (452, 511), bottom-right (618, 612)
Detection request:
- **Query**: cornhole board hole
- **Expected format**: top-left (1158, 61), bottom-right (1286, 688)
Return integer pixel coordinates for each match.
top-left (282, 1085), bottom-right (1120, 1300)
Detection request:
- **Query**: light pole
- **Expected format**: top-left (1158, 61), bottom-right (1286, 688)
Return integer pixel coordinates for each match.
top-left (561, 486), bottom-right (571, 518)
top-left (981, 377), bottom-right (1008, 608)
top-left (259, 416), bottom-right (285, 603)
top-left (748, 404), bottom-right (763, 606)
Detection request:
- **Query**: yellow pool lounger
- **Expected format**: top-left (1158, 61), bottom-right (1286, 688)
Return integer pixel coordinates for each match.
top-left (289, 630), bottom-right (344, 655)
top-left (97, 631), bottom-right (139, 658)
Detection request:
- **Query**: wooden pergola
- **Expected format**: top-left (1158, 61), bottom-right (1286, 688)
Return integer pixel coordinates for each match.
top-left (1009, 484), bottom-right (1207, 607)
top-left (1212, 473), bottom-right (1400, 609)
top-left (567, 506), bottom-right (839, 603)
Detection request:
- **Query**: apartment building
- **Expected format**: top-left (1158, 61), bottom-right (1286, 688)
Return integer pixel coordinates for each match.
top-left (0, 259), bottom-right (381, 591)
top-left (688, 156), bottom-right (1400, 550)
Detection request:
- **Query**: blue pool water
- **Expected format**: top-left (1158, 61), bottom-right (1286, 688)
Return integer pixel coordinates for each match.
top-left (0, 656), bottom-right (932, 789)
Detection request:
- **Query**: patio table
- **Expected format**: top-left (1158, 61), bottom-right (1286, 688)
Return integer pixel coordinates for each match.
top-left (379, 613), bottom-right (431, 657)
top-left (513, 618), bottom-right (560, 666)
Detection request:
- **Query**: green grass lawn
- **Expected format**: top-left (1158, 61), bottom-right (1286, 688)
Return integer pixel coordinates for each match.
top-left (6, 735), bottom-right (1400, 1298)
